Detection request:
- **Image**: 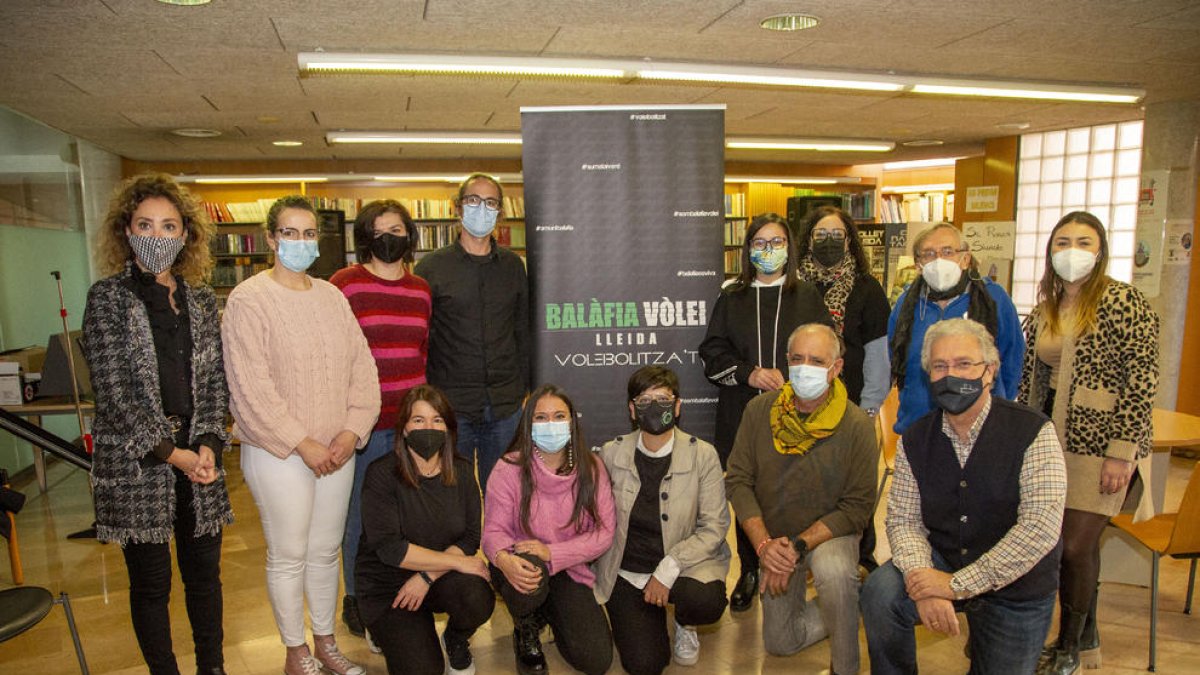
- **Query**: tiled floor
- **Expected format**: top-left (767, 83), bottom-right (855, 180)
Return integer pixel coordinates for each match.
top-left (2, 450), bottom-right (1198, 674)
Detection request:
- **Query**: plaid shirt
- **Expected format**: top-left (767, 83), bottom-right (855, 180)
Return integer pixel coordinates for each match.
top-left (885, 398), bottom-right (1067, 598)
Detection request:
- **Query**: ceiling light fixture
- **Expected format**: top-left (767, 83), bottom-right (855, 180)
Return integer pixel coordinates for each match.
top-left (327, 131), bottom-right (523, 145)
top-left (170, 128), bottom-right (221, 138)
top-left (725, 176), bottom-right (842, 185)
top-left (373, 173), bottom-right (525, 184)
top-left (300, 53), bottom-right (626, 79)
top-left (727, 137), bottom-right (894, 152)
top-left (882, 183), bottom-right (956, 193)
top-left (902, 139), bottom-right (945, 147)
top-left (272, 140), bottom-right (303, 147)
top-left (155, 0), bottom-right (211, 5)
top-left (187, 176), bottom-right (329, 184)
top-left (298, 53), bottom-right (1144, 103)
top-left (996, 121), bottom-right (1032, 131)
top-left (759, 14), bottom-right (821, 32)
top-left (882, 157), bottom-right (964, 170)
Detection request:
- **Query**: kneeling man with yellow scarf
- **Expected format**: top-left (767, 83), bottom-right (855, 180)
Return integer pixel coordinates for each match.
top-left (725, 323), bottom-right (879, 675)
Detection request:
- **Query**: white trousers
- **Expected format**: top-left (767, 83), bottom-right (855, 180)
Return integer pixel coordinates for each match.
top-left (241, 444), bottom-right (355, 647)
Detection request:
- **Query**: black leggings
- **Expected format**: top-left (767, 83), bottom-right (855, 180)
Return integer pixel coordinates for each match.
top-left (366, 571), bottom-right (495, 675)
top-left (121, 469), bottom-right (223, 675)
top-left (1058, 508), bottom-right (1109, 614)
top-left (491, 554), bottom-right (613, 675)
top-left (606, 576), bottom-right (726, 675)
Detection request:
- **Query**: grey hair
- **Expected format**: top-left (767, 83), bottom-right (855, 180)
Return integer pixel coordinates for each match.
top-left (920, 318), bottom-right (1000, 372)
top-left (910, 222), bottom-right (961, 258)
top-left (787, 322), bottom-right (844, 361)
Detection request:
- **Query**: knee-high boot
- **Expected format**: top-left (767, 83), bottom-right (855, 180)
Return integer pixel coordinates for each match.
top-left (1037, 604), bottom-right (1087, 675)
top-left (1079, 583), bottom-right (1101, 669)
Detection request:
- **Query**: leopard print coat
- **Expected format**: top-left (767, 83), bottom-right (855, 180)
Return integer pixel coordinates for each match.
top-left (82, 266), bottom-right (234, 545)
top-left (1017, 279), bottom-right (1159, 463)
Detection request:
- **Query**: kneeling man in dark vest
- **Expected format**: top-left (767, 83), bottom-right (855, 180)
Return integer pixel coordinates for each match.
top-left (861, 318), bottom-right (1066, 674)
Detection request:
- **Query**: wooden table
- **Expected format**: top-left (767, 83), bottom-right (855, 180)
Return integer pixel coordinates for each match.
top-left (1, 397), bottom-right (94, 493)
top-left (1100, 408), bottom-right (1200, 586)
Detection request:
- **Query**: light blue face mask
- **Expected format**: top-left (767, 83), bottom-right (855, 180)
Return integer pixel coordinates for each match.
top-left (750, 246), bottom-right (788, 275)
top-left (531, 420), bottom-right (571, 453)
top-left (461, 202), bottom-right (499, 238)
top-left (276, 238), bottom-right (320, 273)
top-left (789, 363), bottom-right (831, 400)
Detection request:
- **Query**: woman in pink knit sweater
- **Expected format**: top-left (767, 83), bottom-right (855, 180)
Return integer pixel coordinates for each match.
top-left (482, 384), bottom-right (616, 675)
top-left (222, 195), bottom-right (380, 675)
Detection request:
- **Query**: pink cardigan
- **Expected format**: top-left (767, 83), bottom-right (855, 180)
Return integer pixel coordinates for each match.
top-left (222, 271), bottom-right (380, 457)
top-left (482, 452), bottom-right (616, 587)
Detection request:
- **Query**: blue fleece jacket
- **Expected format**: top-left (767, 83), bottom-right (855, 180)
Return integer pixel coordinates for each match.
top-left (886, 277), bottom-right (1025, 433)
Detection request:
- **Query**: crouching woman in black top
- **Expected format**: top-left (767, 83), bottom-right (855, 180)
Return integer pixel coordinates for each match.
top-left (356, 385), bottom-right (495, 675)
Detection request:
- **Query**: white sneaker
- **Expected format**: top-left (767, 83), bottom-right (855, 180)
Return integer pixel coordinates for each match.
top-left (364, 628), bottom-right (382, 654)
top-left (672, 621), bottom-right (700, 666)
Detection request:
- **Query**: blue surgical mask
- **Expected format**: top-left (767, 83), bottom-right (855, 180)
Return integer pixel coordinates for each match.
top-left (276, 238), bottom-right (319, 273)
top-left (531, 420), bottom-right (571, 453)
top-left (789, 363), bottom-right (831, 400)
top-left (461, 203), bottom-right (498, 238)
top-left (750, 246), bottom-right (788, 275)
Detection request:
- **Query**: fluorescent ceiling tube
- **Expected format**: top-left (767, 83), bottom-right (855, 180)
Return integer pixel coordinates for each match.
top-left (188, 176), bottom-right (329, 184)
top-left (882, 157), bottom-right (964, 170)
top-left (727, 137), bottom-right (894, 152)
top-left (328, 131), bottom-right (523, 144)
top-left (725, 176), bottom-right (840, 184)
top-left (882, 183), bottom-right (956, 193)
top-left (638, 64), bottom-right (903, 92)
top-left (300, 52), bottom-right (627, 78)
top-left (911, 81), bottom-right (1143, 103)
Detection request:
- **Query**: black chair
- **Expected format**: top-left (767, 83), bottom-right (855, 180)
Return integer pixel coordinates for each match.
top-left (0, 586), bottom-right (89, 673)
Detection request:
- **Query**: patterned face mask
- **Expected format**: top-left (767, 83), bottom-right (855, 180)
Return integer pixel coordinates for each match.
top-left (129, 234), bottom-right (185, 274)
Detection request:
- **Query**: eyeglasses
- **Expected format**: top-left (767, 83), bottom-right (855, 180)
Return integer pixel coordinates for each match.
top-left (276, 227), bottom-right (320, 241)
top-left (916, 246), bottom-right (967, 264)
top-left (750, 236), bottom-right (787, 252)
top-left (632, 395), bottom-right (676, 409)
top-left (811, 229), bottom-right (847, 243)
top-left (461, 194), bottom-right (501, 211)
top-left (929, 360), bottom-right (986, 376)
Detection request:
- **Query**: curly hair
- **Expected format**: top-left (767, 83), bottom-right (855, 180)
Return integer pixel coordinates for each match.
top-left (94, 173), bottom-right (214, 285)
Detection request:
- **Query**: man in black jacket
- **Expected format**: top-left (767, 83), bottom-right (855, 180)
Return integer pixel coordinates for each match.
top-left (414, 173), bottom-right (530, 493)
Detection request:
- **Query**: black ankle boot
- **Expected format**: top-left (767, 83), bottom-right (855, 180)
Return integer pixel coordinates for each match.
top-left (513, 613), bottom-right (548, 675)
top-left (1037, 603), bottom-right (1087, 675)
top-left (730, 568), bottom-right (758, 613)
top-left (341, 595), bottom-right (364, 637)
top-left (1079, 584), bottom-right (1101, 669)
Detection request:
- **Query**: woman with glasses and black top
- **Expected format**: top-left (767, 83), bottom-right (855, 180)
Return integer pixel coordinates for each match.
top-left (594, 366), bottom-right (731, 675)
top-left (356, 385), bottom-right (494, 675)
top-left (886, 222), bottom-right (1024, 434)
top-left (223, 195), bottom-right (380, 675)
top-left (699, 212), bottom-right (831, 613)
top-left (482, 384), bottom-right (615, 675)
top-left (82, 173), bottom-right (232, 675)
top-left (796, 205), bottom-right (892, 570)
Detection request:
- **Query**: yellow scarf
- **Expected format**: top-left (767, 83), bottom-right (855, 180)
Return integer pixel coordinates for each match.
top-left (770, 378), bottom-right (848, 456)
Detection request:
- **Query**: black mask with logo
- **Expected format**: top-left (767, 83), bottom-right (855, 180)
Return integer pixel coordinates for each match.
top-left (931, 374), bottom-right (985, 415)
top-left (635, 401), bottom-right (677, 436)
top-left (811, 238), bottom-right (846, 268)
top-left (370, 233), bottom-right (410, 263)
top-left (405, 429), bottom-right (445, 460)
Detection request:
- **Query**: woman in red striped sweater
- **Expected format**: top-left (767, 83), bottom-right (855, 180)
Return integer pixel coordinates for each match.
top-left (330, 199), bottom-right (432, 643)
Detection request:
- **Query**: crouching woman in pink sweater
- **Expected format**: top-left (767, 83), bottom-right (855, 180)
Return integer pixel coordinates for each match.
top-left (482, 384), bottom-right (616, 675)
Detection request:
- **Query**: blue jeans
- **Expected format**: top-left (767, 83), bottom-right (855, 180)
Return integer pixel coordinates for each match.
top-left (341, 428), bottom-right (395, 597)
top-left (860, 554), bottom-right (1054, 675)
top-left (457, 405), bottom-right (522, 495)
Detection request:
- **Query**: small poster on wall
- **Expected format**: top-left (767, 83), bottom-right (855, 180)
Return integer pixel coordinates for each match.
top-left (964, 185), bottom-right (1000, 213)
top-left (962, 221), bottom-right (1016, 293)
top-left (857, 222), bottom-right (887, 286)
top-left (1164, 219), bottom-right (1193, 266)
top-left (1133, 170), bottom-right (1169, 297)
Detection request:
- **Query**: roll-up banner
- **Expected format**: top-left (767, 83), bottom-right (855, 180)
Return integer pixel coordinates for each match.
top-left (521, 105), bottom-right (725, 447)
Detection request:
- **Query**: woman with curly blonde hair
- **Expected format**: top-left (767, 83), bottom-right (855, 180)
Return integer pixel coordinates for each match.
top-left (81, 172), bottom-right (233, 674)
top-left (94, 172), bottom-right (216, 285)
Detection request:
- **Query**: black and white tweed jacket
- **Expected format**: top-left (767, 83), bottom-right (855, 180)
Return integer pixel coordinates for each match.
top-left (82, 265), bottom-right (234, 544)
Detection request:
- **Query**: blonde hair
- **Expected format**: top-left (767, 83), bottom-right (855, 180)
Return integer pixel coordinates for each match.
top-left (94, 173), bottom-right (214, 285)
top-left (1036, 211), bottom-right (1110, 336)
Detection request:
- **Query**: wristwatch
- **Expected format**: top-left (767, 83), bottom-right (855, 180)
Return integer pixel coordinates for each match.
top-left (950, 576), bottom-right (968, 601)
top-left (790, 535), bottom-right (809, 563)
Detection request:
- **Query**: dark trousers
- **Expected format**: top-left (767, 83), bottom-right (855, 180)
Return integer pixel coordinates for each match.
top-left (366, 571), bottom-right (495, 675)
top-left (492, 555), bottom-right (613, 675)
top-left (606, 576), bottom-right (726, 675)
top-left (121, 469), bottom-right (223, 674)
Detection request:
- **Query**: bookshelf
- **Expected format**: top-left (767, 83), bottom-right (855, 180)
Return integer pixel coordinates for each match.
top-left (723, 189), bottom-right (747, 276)
top-left (879, 190), bottom-right (954, 224)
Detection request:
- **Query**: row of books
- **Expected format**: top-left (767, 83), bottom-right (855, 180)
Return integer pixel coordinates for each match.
top-left (202, 200), bottom-right (277, 224)
top-left (407, 223), bottom-right (524, 251)
top-left (723, 249), bottom-right (742, 276)
top-left (724, 193), bottom-right (746, 217)
top-left (213, 232), bottom-right (269, 255)
top-left (212, 259), bottom-right (270, 287)
top-left (724, 217), bottom-right (747, 246)
top-left (791, 189), bottom-right (876, 221)
top-left (201, 197), bottom-right (527, 224)
top-left (881, 193), bottom-right (954, 224)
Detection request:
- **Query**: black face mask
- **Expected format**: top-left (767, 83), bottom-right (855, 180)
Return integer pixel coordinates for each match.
top-left (370, 233), bottom-right (410, 263)
top-left (931, 374), bottom-right (985, 415)
top-left (812, 238), bottom-right (846, 268)
top-left (405, 429), bottom-right (445, 460)
top-left (635, 401), bottom-right (677, 436)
